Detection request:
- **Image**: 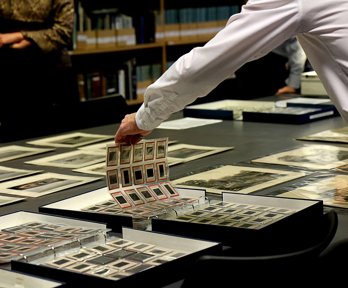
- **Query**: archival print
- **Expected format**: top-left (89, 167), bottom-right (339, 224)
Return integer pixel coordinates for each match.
top-left (167, 143), bottom-right (233, 164)
top-left (73, 162), bottom-right (106, 175)
top-left (27, 132), bottom-right (113, 148)
top-left (0, 195), bottom-right (25, 206)
top-left (0, 173), bottom-right (100, 197)
top-left (0, 145), bottom-right (53, 163)
top-left (172, 165), bottom-right (306, 195)
top-left (297, 126), bottom-right (348, 144)
top-left (25, 150), bottom-right (105, 169)
top-left (0, 166), bottom-right (42, 182)
top-left (252, 144), bottom-right (348, 170)
top-left (278, 174), bottom-right (348, 208)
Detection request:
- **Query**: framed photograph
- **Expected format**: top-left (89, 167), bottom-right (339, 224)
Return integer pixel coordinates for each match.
top-left (25, 150), bottom-right (105, 169)
top-left (252, 144), bottom-right (348, 170)
top-left (136, 186), bottom-right (156, 202)
top-left (106, 145), bottom-right (119, 167)
top-left (0, 166), bottom-right (42, 182)
top-left (133, 142), bottom-right (144, 162)
top-left (144, 163), bottom-right (156, 183)
top-left (167, 143), bottom-right (233, 164)
top-left (132, 165), bottom-right (145, 185)
top-left (0, 173), bottom-right (100, 197)
top-left (107, 169), bottom-right (120, 190)
top-left (110, 191), bottom-right (132, 208)
top-left (27, 132), bottom-right (113, 148)
top-left (120, 167), bottom-right (132, 187)
top-left (156, 162), bottom-right (168, 181)
top-left (172, 165), bottom-right (306, 195)
top-left (0, 145), bottom-right (53, 163)
top-left (156, 138), bottom-right (168, 159)
top-left (144, 141), bottom-right (155, 161)
top-left (120, 144), bottom-right (132, 164)
top-left (278, 174), bottom-right (348, 209)
top-left (73, 162), bottom-right (106, 176)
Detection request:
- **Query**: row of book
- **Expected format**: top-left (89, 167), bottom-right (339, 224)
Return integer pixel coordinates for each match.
top-left (73, 5), bottom-right (240, 50)
top-left (76, 60), bottom-right (162, 102)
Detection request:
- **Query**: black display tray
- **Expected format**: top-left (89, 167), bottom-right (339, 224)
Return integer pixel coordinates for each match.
top-left (151, 192), bottom-right (324, 255)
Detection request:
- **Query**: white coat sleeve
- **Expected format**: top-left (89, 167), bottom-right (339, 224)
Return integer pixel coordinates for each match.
top-left (136, 0), bottom-right (302, 131)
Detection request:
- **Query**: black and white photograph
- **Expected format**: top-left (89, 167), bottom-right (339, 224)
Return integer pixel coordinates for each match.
top-left (25, 150), bottom-right (105, 169)
top-left (27, 132), bottom-right (113, 148)
top-left (173, 165), bottom-right (306, 194)
top-left (0, 166), bottom-right (42, 182)
top-left (0, 173), bottom-right (100, 197)
top-left (0, 145), bottom-right (53, 163)
top-left (252, 144), bottom-right (348, 170)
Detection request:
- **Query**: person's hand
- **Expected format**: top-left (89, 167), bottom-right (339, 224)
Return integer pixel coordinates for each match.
top-left (276, 85), bottom-right (297, 95)
top-left (0, 32), bottom-right (31, 49)
top-left (115, 113), bottom-right (152, 144)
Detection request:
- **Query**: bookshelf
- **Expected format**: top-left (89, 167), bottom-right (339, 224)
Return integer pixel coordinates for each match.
top-left (71, 0), bottom-right (244, 106)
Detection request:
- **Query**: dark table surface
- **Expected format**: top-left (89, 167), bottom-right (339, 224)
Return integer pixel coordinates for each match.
top-left (1, 107), bottom-right (348, 287)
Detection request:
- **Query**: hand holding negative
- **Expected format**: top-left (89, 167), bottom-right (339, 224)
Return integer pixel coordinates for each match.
top-left (0, 32), bottom-right (31, 49)
top-left (115, 113), bottom-right (152, 144)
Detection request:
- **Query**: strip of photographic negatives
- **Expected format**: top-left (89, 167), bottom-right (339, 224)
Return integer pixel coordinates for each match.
top-left (73, 162), bottom-right (106, 176)
top-left (0, 166), bottom-right (43, 182)
top-left (25, 150), bottom-right (105, 169)
top-left (27, 132), bottom-right (113, 148)
top-left (0, 145), bottom-right (54, 163)
top-left (167, 143), bottom-right (233, 164)
top-left (252, 144), bottom-right (348, 170)
top-left (172, 165), bottom-right (306, 195)
top-left (0, 173), bottom-right (100, 197)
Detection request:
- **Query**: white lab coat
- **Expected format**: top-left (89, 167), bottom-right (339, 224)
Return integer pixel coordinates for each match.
top-left (137, 0), bottom-right (348, 130)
